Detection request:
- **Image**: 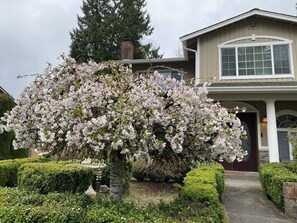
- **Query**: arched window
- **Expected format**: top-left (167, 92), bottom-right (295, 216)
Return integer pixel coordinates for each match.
top-left (276, 114), bottom-right (297, 128)
top-left (276, 113), bottom-right (297, 161)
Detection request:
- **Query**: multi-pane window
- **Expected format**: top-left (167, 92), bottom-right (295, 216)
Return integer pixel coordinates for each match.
top-left (158, 70), bottom-right (182, 81)
top-left (221, 43), bottom-right (291, 77)
top-left (274, 44), bottom-right (291, 74)
top-left (221, 48), bottom-right (236, 76)
top-left (141, 70), bottom-right (182, 81)
top-left (141, 70), bottom-right (182, 90)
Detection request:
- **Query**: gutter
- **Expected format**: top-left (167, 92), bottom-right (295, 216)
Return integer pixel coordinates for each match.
top-left (118, 57), bottom-right (187, 65)
top-left (193, 85), bottom-right (297, 93)
top-left (183, 47), bottom-right (199, 85)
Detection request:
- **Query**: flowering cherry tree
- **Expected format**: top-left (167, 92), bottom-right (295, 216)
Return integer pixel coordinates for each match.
top-left (0, 56), bottom-right (245, 200)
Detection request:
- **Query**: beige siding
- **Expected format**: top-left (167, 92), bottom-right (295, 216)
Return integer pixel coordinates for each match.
top-left (199, 18), bottom-right (297, 83)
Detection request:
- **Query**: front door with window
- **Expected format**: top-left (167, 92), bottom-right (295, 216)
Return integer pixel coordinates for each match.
top-left (222, 113), bottom-right (258, 172)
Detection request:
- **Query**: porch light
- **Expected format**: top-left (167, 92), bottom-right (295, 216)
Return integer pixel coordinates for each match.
top-left (262, 116), bottom-right (267, 123)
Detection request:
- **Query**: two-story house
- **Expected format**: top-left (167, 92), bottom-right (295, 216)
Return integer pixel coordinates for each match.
top-left (121, 9), bottom-right (297, 172)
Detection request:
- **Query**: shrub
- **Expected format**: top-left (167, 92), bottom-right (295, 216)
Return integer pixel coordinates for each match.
top-left (132, 158), bottom-right (149, 181)
top-left (10, 148), bottom-right (29, 159)
top-left (0, 187), bottom-right (168, 223)
top-left (0, 94), bottom-right (15, 160)
top-left (0, 158), bottom-right (46, 187)
top-left (0, 163), bottom-right (225, 223)
top-left (0, 94), bottom-right (28, 160)
top-left (197, 162), bottom-right (225, 198)
top-left (259, 162), bottom-right (297, 209)
top-left (0, 188), bottom-right (91, 223)
top-left (0, 160), bottom-right (19, 187)
top-left (177, 163), bottom-right (225, 222)
top-left (132, 158), bottom-right (191, 183)
top-left (283, 161), bottom-right (297, 173)
top-left (18, 162), bottom-right (93, 194)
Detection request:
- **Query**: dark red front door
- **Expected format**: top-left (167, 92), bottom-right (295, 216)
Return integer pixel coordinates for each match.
top-left (222, 113), bottom-right (258, 172)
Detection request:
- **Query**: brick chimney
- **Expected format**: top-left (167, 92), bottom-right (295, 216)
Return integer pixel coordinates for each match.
top-left (121, 38), bottom-right (134, 60)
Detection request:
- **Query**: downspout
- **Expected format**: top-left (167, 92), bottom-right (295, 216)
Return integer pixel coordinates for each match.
top-left (183, 39), bottom-right (200, 86)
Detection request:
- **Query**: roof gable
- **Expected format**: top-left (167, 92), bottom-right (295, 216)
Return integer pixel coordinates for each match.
top-left (180, 8), bottom-right (297, 42)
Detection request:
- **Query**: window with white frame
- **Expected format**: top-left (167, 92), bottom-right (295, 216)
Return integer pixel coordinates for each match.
top-left (221, 43), bottom-right (292, 78)
top-left (139, 70), bottom-right (183, 81)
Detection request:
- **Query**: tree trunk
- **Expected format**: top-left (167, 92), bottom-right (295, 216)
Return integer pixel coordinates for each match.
top-left (109, 152), bottom-right (125, 200)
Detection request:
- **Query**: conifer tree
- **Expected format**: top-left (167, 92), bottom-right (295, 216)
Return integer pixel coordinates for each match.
top-left (70, 0), bottom-right (161, 62)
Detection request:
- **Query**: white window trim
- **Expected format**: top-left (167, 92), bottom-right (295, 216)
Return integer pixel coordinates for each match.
top-left (218, 35), bottom-right (294, 80)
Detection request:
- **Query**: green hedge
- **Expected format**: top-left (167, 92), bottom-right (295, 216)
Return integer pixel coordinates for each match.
top-left (18, 162), bottom-right (93, 194)
top-left (0, 188), bottom-right (168, 223)
top-left (0, 158), bottom-right (93, 195)
top-left (281, 161), bottom-right (297, 174)
top-left (0, 158), bottom-right (45, 187)
top-left (0, 162), bottom-right (226, 223)
top-left (177, 163), bottom-right (225, 222)
top-left (259, 162), bottom-right (297, 209)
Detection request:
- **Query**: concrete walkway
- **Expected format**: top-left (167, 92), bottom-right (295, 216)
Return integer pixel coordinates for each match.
top-left (223, 171), bottom-right (297, 223)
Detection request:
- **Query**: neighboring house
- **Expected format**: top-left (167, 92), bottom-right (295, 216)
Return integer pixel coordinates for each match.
top-left (120, 9), bottom-right (297, 172)
top-left (0, 86), bottom-right (9, 95)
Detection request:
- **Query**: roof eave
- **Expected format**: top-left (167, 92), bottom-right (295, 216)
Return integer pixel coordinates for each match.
top-left (0, 86), bottom-right (9, 95)
top-left (193, 86), bottom-right (297, 94)
top-left (117, 57), bottom-right (187, 65)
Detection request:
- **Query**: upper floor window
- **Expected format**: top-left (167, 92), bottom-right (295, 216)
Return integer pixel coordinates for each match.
top-left (220, 43), bottom-right (292, 79)
top-left (139, 70), bottom-right (183, 81)
top-left (156, 70), bottom-right (182, 81)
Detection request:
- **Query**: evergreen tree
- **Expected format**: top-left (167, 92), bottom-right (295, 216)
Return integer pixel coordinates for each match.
top-left (0, 94), bottom-right (15, 160)
top-left (115, 0), bottom-right (161, 59)
top-left (70, 0), bottom-right (161, 62)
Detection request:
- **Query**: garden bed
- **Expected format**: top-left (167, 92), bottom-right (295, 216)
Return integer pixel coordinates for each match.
top-left (130, 181), bottom-right (179, 206)
top-left (0, 159), bottom-right (226, 222)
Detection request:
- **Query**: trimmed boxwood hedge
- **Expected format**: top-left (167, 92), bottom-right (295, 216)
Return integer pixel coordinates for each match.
top-left (18, 162), bottom-right (93, 194)
top-left (0, 158), bottom-right (46, 187)
top-left (177, 162), bottom-right (225, 222)
top-left (0, 158), bottom-right (93, 195)
top-left (0, 188), bottom-right (168, 223)
top-left (0, 162), bottom-right (226, 223)
top-left (259, 162), bottom-right (297, 209)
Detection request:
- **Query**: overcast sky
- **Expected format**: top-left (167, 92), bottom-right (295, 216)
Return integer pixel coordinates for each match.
top-left (1, 0), bottom-right (297, 98)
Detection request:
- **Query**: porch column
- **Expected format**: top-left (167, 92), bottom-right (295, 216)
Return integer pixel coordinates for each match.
top-left (266, 99), bottom-right (279, 162)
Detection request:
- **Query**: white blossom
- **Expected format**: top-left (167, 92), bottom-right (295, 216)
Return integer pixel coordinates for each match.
top-left (0, 56), bottom-right (245, 162)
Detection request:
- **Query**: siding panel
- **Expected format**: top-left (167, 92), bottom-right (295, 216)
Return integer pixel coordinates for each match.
top-left (199, 18), bottom-right (297, 84)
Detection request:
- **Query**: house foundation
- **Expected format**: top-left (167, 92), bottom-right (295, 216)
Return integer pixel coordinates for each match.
top-left (259, 150), bottom-right (270, 165)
